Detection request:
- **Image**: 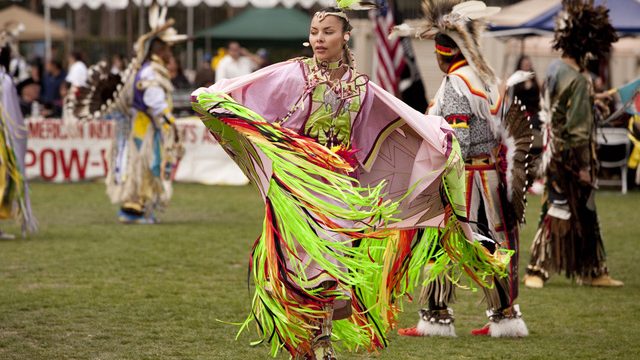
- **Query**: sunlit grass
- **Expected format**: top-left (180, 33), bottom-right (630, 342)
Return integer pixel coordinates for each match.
top-left (0, 183), bottom-right (637, 359)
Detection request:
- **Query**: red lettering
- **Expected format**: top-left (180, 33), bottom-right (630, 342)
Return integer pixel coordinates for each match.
top-left (49, 121), bottom-right (65, 140)
top-left (28, 122), bottom-right (43, 139)
top-left (28, 119), bottom-right (86, 139)
top-left (59, 149), bottom-right (89, 180)
top-left (100, 149), bottom-right (109, 174)
top-left (40, 149), bottom-right (57, 181)
top-left (89, 121), bottom-right (112, 139)
top-left (25, 149), bottom-right (36, 168)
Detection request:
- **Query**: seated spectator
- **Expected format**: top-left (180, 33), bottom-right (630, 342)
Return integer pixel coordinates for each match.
top-left (512, 55), bottom-right (541, 130)
top-left (194, 53), bottom-right (215, 88)
top-left (17, 57), bottom-right (42, 97)
top-left (110, 53), bottom-right (126, 75)
top-left (19, 82), bottom-right (41, 117)
top-left (167, 55), bottom-right (191, 90)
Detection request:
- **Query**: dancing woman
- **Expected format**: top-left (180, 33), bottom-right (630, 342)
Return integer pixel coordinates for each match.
top-left (193, 4), bottom-right (510, 359)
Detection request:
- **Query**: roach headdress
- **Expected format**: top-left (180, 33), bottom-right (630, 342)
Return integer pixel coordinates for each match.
top-left (394, 0), bottom-right (500, 85)
top-left (552, 0), bottom-right (618, 68)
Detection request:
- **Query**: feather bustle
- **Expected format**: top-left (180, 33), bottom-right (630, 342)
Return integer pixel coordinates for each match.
top-left (502, 96), bottom-right (534, 223)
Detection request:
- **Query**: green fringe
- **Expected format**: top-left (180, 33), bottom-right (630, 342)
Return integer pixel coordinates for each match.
top-left (193, 91), bottom-right (513, 357)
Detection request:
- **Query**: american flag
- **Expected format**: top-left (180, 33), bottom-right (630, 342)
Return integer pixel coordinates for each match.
top-left (370, 1), bottom-right (406, 96)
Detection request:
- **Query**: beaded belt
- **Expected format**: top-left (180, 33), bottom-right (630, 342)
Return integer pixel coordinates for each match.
top-left (464, 155), bottom-right (494, 166)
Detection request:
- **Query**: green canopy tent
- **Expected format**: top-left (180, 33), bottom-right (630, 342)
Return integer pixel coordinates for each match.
top-left (196, 7), bottom-right (312, 49)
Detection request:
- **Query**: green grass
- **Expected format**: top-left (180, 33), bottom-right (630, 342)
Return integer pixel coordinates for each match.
top-left (0, 183), bottom-right (638, 359)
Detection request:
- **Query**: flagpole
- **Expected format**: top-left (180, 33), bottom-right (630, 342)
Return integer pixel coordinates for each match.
top-left (187, 5), bottom-right (194, 71)
top-left (138, 1), bottom-right (145, 38)
top-left (44, 1), bottom-right (52, 62)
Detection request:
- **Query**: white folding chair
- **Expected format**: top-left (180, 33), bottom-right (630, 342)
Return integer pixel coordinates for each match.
top-left (596, 127), bottom-right (631, 194)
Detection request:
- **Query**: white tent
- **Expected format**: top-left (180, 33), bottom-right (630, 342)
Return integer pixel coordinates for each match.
top-left (44, 0), bottom-right (334, 10)
top-left (487, 0), bottom-right (557, 32)
top-left (43, 0), bottom-right (332, 67)
top-left (0, 5), bottom-right (69, 41)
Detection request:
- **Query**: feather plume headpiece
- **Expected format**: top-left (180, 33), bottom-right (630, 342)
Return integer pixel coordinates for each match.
top-left (314, 1), bottom-right (377, 25)
top-left (0, 21), bottom-right (24, 53)
top-left (336, 0), bottom-right (377, 11)
top-left (134, 1), bottom-right (188, 60)
top-left (392, 0), bottom-right (500, 85)
top-left (65, 1), bottom-right (186, 122)
top-left (553, 0), bottom-right (618, 68)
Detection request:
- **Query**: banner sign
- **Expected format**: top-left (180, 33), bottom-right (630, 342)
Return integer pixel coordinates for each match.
top-left (25, 117), bottom-right (249, 185)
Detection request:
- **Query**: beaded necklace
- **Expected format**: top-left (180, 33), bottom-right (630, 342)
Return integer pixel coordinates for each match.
top-left (278, 57), bottom-right (368, 149)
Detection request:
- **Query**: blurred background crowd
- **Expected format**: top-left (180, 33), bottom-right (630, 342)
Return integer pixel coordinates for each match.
top-left (3, 0), bottom-right (639, 189)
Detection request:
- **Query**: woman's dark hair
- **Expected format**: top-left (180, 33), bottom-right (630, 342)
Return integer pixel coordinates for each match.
top-left (516, 55), bottom-right (529, 71)
top-left (29, 57), bottom-right (43, 81)
top-left (49, 59), bottom-right (63, 72)
top-left (317, 7), bottom-right (353, 32)
top-left (515, 55), bottom-right (539, 84)
top-left (435, 33), bottom-right (462, 63)
top-left (313, 7), bottom-right (356, 68)
top-left (70, 51), bottom-right (84, 63)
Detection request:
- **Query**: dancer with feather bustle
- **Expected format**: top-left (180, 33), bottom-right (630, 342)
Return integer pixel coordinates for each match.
top-left (396, 0), bottom-right (533, 338)
top-left (64, 3), bottom-right (186, 224)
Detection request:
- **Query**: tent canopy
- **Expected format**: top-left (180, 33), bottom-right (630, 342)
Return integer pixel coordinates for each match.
top-left (489, 0), bottom-right (640, 37)
top-left (196, 7), bottom-right (311, 41)
top-left (45, 0), bottom-right (333, 9)
top-left (0, 5), bottom-right (69, 41)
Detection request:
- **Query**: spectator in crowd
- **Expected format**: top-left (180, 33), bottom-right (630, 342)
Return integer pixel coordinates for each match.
top-left (256, 48), bottom-right (271, 69)
top-left (194, 53), bottom-right (215, 88)
top-left (591, 73), bottom-right (617, 124)
top-left (110, 53), bottom-right (126, 75)
top-left (19, 81), bottom-right (40, 117)
top-left (59, 81), bottom-right (68, 100)
top-left (16, 58), bottom-right (43, 117)
top-left (66, 51), bottom-right (88, 87)
top-left (167, 55), bottom-right (191, 89)
top-left (16, 57), bottom-right (42, 98)
top-left (512, 55), bottom-right (541, 130)
top-left (214, 41), bottom-right (263, 82)
top-left (41, 60), bottom-right (66, 110)
top-left (211, 47), bottom-right (225, 69)
top-left (49, 81), bottom-right (69, 118)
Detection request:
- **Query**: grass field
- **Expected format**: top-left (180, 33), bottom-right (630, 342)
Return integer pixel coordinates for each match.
top-left (0, 182), bottom-right (638, 359)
